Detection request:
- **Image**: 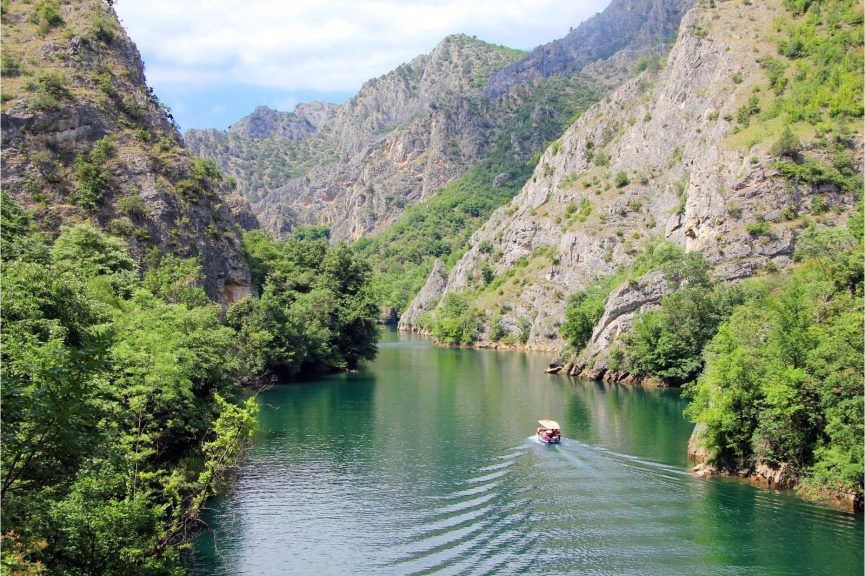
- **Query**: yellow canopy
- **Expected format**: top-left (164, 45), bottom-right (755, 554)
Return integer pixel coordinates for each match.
top-left (538, 419), bottom-right (560, 430)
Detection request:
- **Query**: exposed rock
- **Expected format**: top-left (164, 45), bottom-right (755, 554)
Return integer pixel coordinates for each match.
top-left (485, 0), bottom-right (696, 97)
top-left (493, 172), bottom-right (513, 188)
top-left (688, 422), bottom-right (711, 464)
top-left (398, 259), bottom-right (447, 331)
top-left (0, 0), bottom-right (252, 304)
top-left (225, 102), bottom-right (338, 141)
top-left (578, 270), bottom-right (671, 372)
top-left (428, 0), bottom-right (861, 356)
top-left (189, 1), bottom-right (697, 243)
top-left (378, 307), bottom-right (399, 325)
top-left (225, 194), bottom-right (260, 231)
top-left (753, 462), bottom-right (797, 490)
top-left (545, 360), bottom-right (563, 373)
top-left (579, 367), bottom-right (604, 381)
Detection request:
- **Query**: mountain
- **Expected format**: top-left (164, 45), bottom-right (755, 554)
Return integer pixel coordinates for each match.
top-left (229, 102), bottom-right (338, 140)
top-left (184, 0), bottom-right (697, 313)
top-left (484, 0), bottom-right (695, 97)
top-left (405, 0), bottom-right (862, 362)
top-left (186, 34), bottom-right (532, 239)
top-left (187, 0), bottom-right (698, 244)
top-left (0, 0), bottom-right (251, 302)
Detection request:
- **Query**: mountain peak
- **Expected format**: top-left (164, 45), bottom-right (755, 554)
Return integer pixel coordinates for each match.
top-left (485, 0), bottom-right (696, 97)
top-left (226, 102), bottom-right (338, 140)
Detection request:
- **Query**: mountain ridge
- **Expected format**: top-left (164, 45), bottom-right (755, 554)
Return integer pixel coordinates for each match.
top-left (405, 0), bottom-right (862, 358)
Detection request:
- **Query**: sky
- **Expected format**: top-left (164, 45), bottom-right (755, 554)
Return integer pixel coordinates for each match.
top-left (114, 0), bottom-right (610, 132)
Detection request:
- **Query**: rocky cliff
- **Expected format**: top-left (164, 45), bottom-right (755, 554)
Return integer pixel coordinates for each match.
top-left (1, 0), bottom-right (252, 303)
top-left (227, 102), bottom-right (338, 141)
top-left (186, 35), bottom-right (534, 240)
top-left (406, 0), bottom-right (861, 359)
top-left (188, 0), bottom-right (696, 243)
top-left (485, 0), bottom-right (695, 97)
top-left (397, 259), bottom-right (447, 331)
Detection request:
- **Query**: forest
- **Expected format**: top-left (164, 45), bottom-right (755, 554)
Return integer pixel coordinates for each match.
top-left (1, 196), bottom-right (379, 574)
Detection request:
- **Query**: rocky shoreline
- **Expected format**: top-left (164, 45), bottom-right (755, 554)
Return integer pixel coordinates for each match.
top-left (542, 360), bottom-right (673, 387)
top-left (688, 423), bottom-right (863, 513)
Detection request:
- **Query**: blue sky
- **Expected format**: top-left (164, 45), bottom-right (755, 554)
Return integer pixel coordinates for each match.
top-left (114, 0), bottom-right (610, 132)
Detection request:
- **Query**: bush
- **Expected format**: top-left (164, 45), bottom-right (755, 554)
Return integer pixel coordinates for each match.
top-left (614, 171), bottom-right (630, 188)
top-left (685, 225), bottom-right (863, 499)
top-left (562, 287), bottom-right (607, 352)
top-left (73, 138), bottom-right (113, 208)
top-left (771, 126), bottom-right (802, 158)
top-left (116, 194), bottom-right (146, 219)
top-left (34, 0), bottom-right (63, 33)
top-left (428, 293), bottom-right (481, 345)
top-left (1, 51), bottom-right (21, 76)
top-left (746, 219), bottom-right (773, 237)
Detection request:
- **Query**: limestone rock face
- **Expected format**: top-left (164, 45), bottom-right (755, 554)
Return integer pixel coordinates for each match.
top-left (688, 422), bottom-right (712, 465)
top-left (753, 462), bottom-right (796, 489)
top-left (225, 194), bottom-right (260, 232)
top-left (485, 0), bottom-right (696, 97)
top-left (188, 0), bottom-right (697, 243)
top-left (414, 0), bottom-right (860, 355)
top-left (226, 102), bottom-right (338, 141)
top-left (1, 0), bottom-right (251, 303)
top-left (580, 270), bottom-right (671, 368)
top-left (398, 259), bottom-right (447, 331)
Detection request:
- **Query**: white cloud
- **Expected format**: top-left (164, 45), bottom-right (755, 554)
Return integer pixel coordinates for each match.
top-left (114, 0), bottom-right (609, 94)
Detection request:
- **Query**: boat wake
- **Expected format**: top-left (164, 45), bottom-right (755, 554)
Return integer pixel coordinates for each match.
top-left (379, 437), bottom-right (704, 576)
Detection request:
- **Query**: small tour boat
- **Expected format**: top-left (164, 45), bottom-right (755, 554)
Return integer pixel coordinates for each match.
top-left (537, 419), bottom-right (561, 444)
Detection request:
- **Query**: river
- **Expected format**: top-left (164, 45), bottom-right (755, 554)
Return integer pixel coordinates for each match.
top-left (189, 329), bottom-right (863, 575)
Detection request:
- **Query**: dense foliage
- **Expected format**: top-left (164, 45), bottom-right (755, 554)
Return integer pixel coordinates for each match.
top-left (0, 199), bottom-right (379, 574)
top-left (561, 240), bottom-right (710, 355)
top-left (685, 224), bottom-right (863, 500)
top-left (625, 284), bottom-right (754, 383)
top-left (422, 293), bottom-right (482, 345)
top-left (232, 230), bottom-right (379, 376)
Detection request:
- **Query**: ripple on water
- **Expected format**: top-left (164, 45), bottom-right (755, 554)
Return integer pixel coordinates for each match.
top-left (190, 333), bottom-right (863, 576)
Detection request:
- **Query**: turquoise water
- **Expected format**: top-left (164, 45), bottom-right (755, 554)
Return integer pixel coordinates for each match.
top-left (189, 330), bottom-right (863, 575)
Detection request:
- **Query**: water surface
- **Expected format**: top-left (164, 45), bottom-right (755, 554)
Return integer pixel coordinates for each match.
top-left (190, 330), bottom-right (863, 575)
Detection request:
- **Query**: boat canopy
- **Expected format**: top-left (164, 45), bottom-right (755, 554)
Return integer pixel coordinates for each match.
top-left (538, 419), bottom-right (560, 430)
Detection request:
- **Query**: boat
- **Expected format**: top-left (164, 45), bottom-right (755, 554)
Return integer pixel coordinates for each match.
top-left (537, 419), bottom-right (561, 444)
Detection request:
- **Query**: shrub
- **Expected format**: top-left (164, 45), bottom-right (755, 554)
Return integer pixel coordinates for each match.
top-left (614, 171), bottom-right (630, 188)
top-left (73, 138), bottom-right (113, 208)
top-left (1, 51), bottom-right (21, 76)
top-left (771, 126), bottom-right (802, 158)
top-left (116, 194), bottom-right (146, 219)
top-left (746, 219), bottom-right (773, 237)
top-left (34, 0), bottom-right (63, 33)
top-left (726, 202), bottom-right (743, 219)
top-left (736, 95), bottom-right (761, 126)
top-left (429, 293), bottom-right (481, 345)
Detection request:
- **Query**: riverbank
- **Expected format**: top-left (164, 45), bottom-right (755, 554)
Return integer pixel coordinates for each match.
top-left (688, 423), bottom-right (864, 514)
top-left (192, 329), bottom-right (864, 575)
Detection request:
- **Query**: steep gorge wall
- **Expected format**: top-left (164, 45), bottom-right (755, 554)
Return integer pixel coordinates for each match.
top-left (404, 0), bottom-right (861, 359)
top-left (1, 0), bottom-right (251, 303)
top-left (187, 0), bottom-right (697, 244)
